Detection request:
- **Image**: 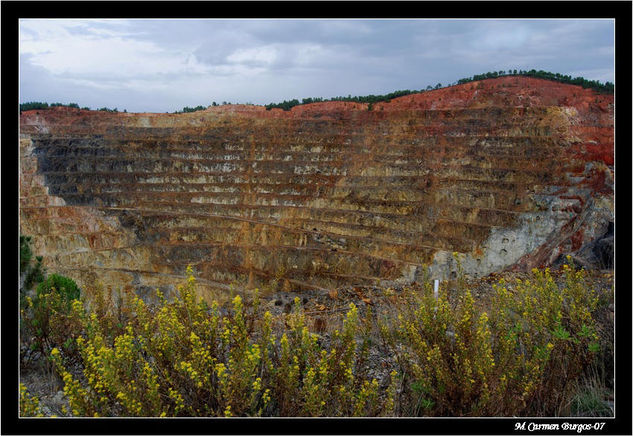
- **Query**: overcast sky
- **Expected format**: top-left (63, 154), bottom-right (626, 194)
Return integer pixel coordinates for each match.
top-left (19, 19), bottom-right (614, 113)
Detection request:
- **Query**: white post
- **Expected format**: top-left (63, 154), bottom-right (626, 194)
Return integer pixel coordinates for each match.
top-left (433, 279), bottom-right (439, 300)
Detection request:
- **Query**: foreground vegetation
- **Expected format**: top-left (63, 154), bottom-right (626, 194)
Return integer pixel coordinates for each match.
top-left (20, 238), bottom-right (613, 417)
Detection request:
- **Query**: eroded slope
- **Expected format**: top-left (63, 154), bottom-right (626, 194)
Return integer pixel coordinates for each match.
top-left (19, 77), bottom-right (614, 301)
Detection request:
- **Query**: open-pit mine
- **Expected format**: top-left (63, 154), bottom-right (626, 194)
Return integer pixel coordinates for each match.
top-left (19, 77), bottom-right (614, 302)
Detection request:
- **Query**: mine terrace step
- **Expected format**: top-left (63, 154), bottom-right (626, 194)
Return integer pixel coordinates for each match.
top-left (154, 220), bottom-right (475, 252)
top-left (154, 248), bottom-right (427, 282)
top-left (38, 174), bottom-right (555, 195)
top-left (157, 241), bottom-right (428, 268)
top-left (129, 216), bottom-right (470, 253)
top-left (97, 207), bottom-right (479, 252)
top-left (30, 136), bottom-right (567, 160)
top-left (35, 159), bottom-right (560, 184)
top-left (33, 189), bottom-right (531, 216)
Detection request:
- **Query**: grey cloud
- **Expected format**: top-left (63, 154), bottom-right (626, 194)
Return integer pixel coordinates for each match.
top-left (20, 19), bottom-right (614, 112)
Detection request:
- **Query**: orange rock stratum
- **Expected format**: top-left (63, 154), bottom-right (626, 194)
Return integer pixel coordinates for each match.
top-left (19, 77), bottom-right (614, 301)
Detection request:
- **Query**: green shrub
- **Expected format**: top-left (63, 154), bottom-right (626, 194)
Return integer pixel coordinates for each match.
top-left (37, 274), bottom-right (81, 307)
top-left (20, 235), bottom-right (46, 295)
top-left (22, 274), bottom-right (82, 353)
top-left (24, 256), bottom-right (45, 290)
top-left (20, 235), bottom-right (34, 273)
top-left (21, 235), bottom-right (47, 290)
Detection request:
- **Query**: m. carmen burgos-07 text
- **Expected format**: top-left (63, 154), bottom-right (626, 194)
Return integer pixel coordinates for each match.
top-left (514, 422), bottom-right (607, 432)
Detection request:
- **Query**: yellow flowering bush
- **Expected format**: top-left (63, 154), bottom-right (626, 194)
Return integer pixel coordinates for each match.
top-left (383, 259), bottom-right (605, 416)
top-left (47, 267), bottom-right (389, 417)
top-left (24, 260), bottom-right (608, 417)
top-left (19, 384), bottom-right (44, 417)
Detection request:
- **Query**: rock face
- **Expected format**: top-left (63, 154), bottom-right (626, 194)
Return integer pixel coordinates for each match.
top-left (19, 77), bottom-right (614, 301)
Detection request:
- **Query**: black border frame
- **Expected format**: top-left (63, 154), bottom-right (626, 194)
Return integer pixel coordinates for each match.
top-left (3, 2), bottom-right (631, 435)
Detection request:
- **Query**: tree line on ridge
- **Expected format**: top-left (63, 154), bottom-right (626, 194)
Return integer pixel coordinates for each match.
top-left (20, 69), bottom-right (614, 114)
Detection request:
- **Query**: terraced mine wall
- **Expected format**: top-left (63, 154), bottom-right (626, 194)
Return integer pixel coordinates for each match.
top-left (19, 77), bottom-right (614, 302)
